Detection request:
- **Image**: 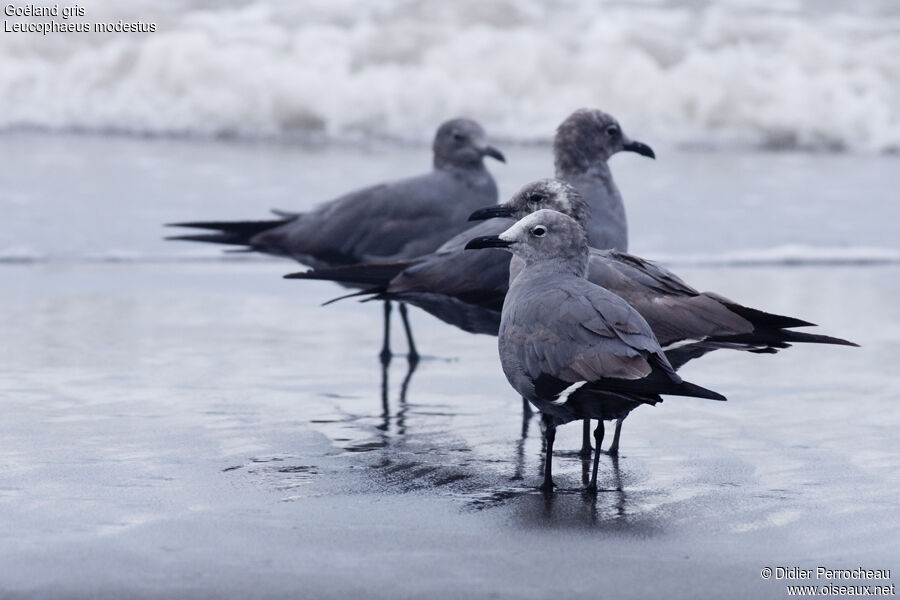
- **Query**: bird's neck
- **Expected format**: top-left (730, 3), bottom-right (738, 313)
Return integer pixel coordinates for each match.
top-left (435, 159), bottom-right (487, 174)
top-left (516, 255), bottom-right (589, 282)
top-left (557, 157), bottom-right (612, 181)
top-left (557, 162), bottom-right (628, 252)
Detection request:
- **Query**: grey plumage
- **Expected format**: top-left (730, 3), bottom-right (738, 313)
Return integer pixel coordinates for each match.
top-left (492, 181), bottom-right (855, 461)
top-left (290, 177), bottom-right (855, 461)
top-left (286, 109), bottom-right (654, 335)
top-left (379, 219), bottom-right (512, 334)
top-left (287, 218), bottom-right (511, 335)
top-left (167, 118), bottom-right (504, 268)
top-left (167, 117), bottom-right (504, 360)
top-left (293, 179), bottom-right (856, 357)
top-left (500, 181), bottom-right (856, 356)
top-left (465, 209), bottom-right (725, 491)
top-left (554, 108), bottom-right (655, 252)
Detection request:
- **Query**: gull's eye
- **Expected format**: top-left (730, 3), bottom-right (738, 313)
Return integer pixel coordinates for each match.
top-left (528, 193), bottom-right (544, 203)
top-left (453, 132), bottom-right (466, 142)
top-left (531, 226), bottom-right (547, 237)
top-left (606, 125), bottom-right (620, 137)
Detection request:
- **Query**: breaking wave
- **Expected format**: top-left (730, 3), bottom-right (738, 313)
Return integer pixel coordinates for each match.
top-left (1, 0), bottom-right (899, 152)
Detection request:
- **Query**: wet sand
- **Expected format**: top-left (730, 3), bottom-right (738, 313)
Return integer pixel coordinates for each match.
top-left (1, 260), bottom-right (897, 599)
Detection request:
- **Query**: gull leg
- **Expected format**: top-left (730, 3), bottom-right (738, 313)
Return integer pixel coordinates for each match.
top-left (398, 302), bottom-right (419, 364)
top-left (379, 300), bottom-right (393, 364)
top-left (589, 421), bottom-right (605, 493)
top-left (579, 419), bottom-right (593, 458)
top-left (540, 414), bottom-right (556, 492)
top-left (608, 418), bottom-right (624, 456)
top-left (522, 396), bottom-right (533, 418)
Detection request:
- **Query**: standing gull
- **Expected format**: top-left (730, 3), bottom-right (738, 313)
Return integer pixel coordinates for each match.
top-left (286, 109), bottom-right (650, 454)
top-left (553, 107), bottom-right (655, 251)
top-left (471, 180), bottom-right (856, 356)
top-left (167, 118), bottom-right (505, 361)
top-left (474, 180), bottom-right (856, 454)
top-left (465, 209), bottom-right (726, 491)
top-left (284, 108), bottom-right (652, 337)
top-left (290, 179), bottom-right (855, 455)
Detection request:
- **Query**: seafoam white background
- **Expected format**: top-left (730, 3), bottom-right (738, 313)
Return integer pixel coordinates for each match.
top-left (1, 0), bottom-right (899, 151)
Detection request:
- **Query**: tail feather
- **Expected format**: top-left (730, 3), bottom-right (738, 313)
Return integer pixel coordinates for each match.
top-left (593, 376), bottom-right (727, 402)
top-left (594, 358), bottom-right (728, 402)
top-left (166, 218), bottom-right (291, 247)
top-left (721, 302), bottom-right (816, 329)
top-left (665, 341), bottom-right (779, 371)
top-left (670, 379), bottom-right (728, 401)
top-left (284, 262), bottom-right (413, 288)
top-left (270, 209), bottom-right (300, 218)
top-left (319, 287), bottom-right (385, 306)
top-left (710, 329), bottom-right (858, 348)
top-left (775, 330), bottom-right (858, 347)
top-left (166, 232), bottom-right (251, 246)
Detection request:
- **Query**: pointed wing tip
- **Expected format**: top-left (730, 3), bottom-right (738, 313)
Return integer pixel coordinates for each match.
top-left (701, 386), bottom-right (727, 401)
top-left (165, 222), bottom-right (203, 229)
top-left (283, 271), bottom-right (309, 279)
top-left (683, 381), bottom-right (728, 402)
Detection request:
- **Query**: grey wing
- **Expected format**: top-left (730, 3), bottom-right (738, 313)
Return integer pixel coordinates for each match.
top-left (390, 243), bottom-right (510, 307)
top-left (383, 219), bottom-right (512, 334)
top-left (390, 218), bottom-right (513, 301)
top-left (589, 250), bottom-right (753, 346)
top-left (251, 172), bottom-right (464, 265)
top-left (508, 281), bottom-right (661, 385)
top-left (599, 250), bottom-right (698, 295)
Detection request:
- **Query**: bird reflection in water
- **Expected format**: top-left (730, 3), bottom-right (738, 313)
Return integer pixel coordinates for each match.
top-left (342, 354), bottom-right (631, 528)
top-left (373, 353), bottom-right (419, 438)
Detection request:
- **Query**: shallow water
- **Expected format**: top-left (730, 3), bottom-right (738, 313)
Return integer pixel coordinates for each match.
top-left (1, 133), bottom-right (899, 598)
top-left (2, 132), bottom-right (898, 261)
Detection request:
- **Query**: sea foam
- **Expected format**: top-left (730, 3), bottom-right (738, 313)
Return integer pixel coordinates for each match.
top-left (1, 0), bottom-right (898, 152)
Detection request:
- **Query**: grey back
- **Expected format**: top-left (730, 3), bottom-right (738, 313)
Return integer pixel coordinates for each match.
top-left (250, 118), bottom-right (502, 269)
top-left (495, 211), bottom-right (666, 411)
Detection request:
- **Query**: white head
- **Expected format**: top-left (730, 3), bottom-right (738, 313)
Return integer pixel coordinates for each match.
top-left (466, 209), bottom-right (589, 276)
top-left (467, 178), bottom-right (588, 225)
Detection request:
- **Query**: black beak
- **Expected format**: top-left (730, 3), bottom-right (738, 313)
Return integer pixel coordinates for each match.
top-left (464, 235), bottom-right (514, 250)
top-left (481, 145), bottom-right (506, 163)
top-left (622, 140), bottom-right (656, 159)
top-left (468, 205), bottom-right (515, 221)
